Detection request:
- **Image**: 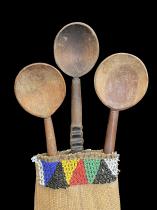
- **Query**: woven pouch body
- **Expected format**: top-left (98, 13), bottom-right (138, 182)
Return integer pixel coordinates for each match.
top-left (32, 150), bottom-right (120, 210)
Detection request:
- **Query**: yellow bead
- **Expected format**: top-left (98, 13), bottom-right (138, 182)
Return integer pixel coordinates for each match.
top-left (61, 159), bottom-right (79, 184)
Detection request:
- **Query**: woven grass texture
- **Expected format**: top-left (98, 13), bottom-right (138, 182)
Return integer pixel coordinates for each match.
top-left (32, 150), bottom-right (121, 210)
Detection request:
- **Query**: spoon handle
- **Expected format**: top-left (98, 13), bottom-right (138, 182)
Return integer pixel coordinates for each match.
top-left (44, 117), bottom-right (57, 155)
top-left (104, 110), bottom-right (119, 154)
top-left (70, 78), bottom-right (84, 153)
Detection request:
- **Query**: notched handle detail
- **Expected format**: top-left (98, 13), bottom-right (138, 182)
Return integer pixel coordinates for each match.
top-left (70, 78), bottom-right (84, 152)
top-left (70, 126), bottom-right (84, 153)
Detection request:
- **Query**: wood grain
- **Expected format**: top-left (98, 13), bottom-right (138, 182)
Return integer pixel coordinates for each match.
top-left (94, 53), bottom-right (148, 153)
top-left (104, 110), bottom-right (119, 153)
top-left (44, 117), bottom-right (57, 155)
top-left (15, 63), bottom-right (66, 155)
top-left (54, 22), bottom-right (99, 152)
top-left (54, 22), bottom-right (99, 77)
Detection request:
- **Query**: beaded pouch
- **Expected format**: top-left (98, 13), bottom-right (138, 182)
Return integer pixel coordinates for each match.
top-left (32, 150), bottom-right (120, 210)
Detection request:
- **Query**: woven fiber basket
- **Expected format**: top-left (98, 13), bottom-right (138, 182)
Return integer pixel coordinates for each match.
top-left (32, 150), bottom-right (120, 210)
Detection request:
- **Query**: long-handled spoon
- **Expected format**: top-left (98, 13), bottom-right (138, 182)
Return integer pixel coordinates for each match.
top-left (94, 53), bottom-right (148, 153)
top-left (54, 22), bottom-right (99, 152)
top-left (14, 63), bottom-right (66, 155)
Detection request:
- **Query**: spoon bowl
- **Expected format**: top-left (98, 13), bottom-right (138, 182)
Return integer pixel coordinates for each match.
top-left (15, 63), bottom-right (66, 118)
top-left (14, 63), bottom-right (66, 155)
top-left (94, 53), bottom-right (148, 153)
top-left (94, 53), bottom-right (148, 111)
top-left (54, 22), bottom-right (99, 77)
top-left (54, 22), bottom-right (99, 152)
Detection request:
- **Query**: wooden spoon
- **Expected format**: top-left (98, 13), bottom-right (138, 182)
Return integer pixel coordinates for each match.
top-left (94, 53), bottom-right (148, 153)
top-left (54, 22), bottom-right (99, 152)
top-left (14, 63), bottom-right (66, 155)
